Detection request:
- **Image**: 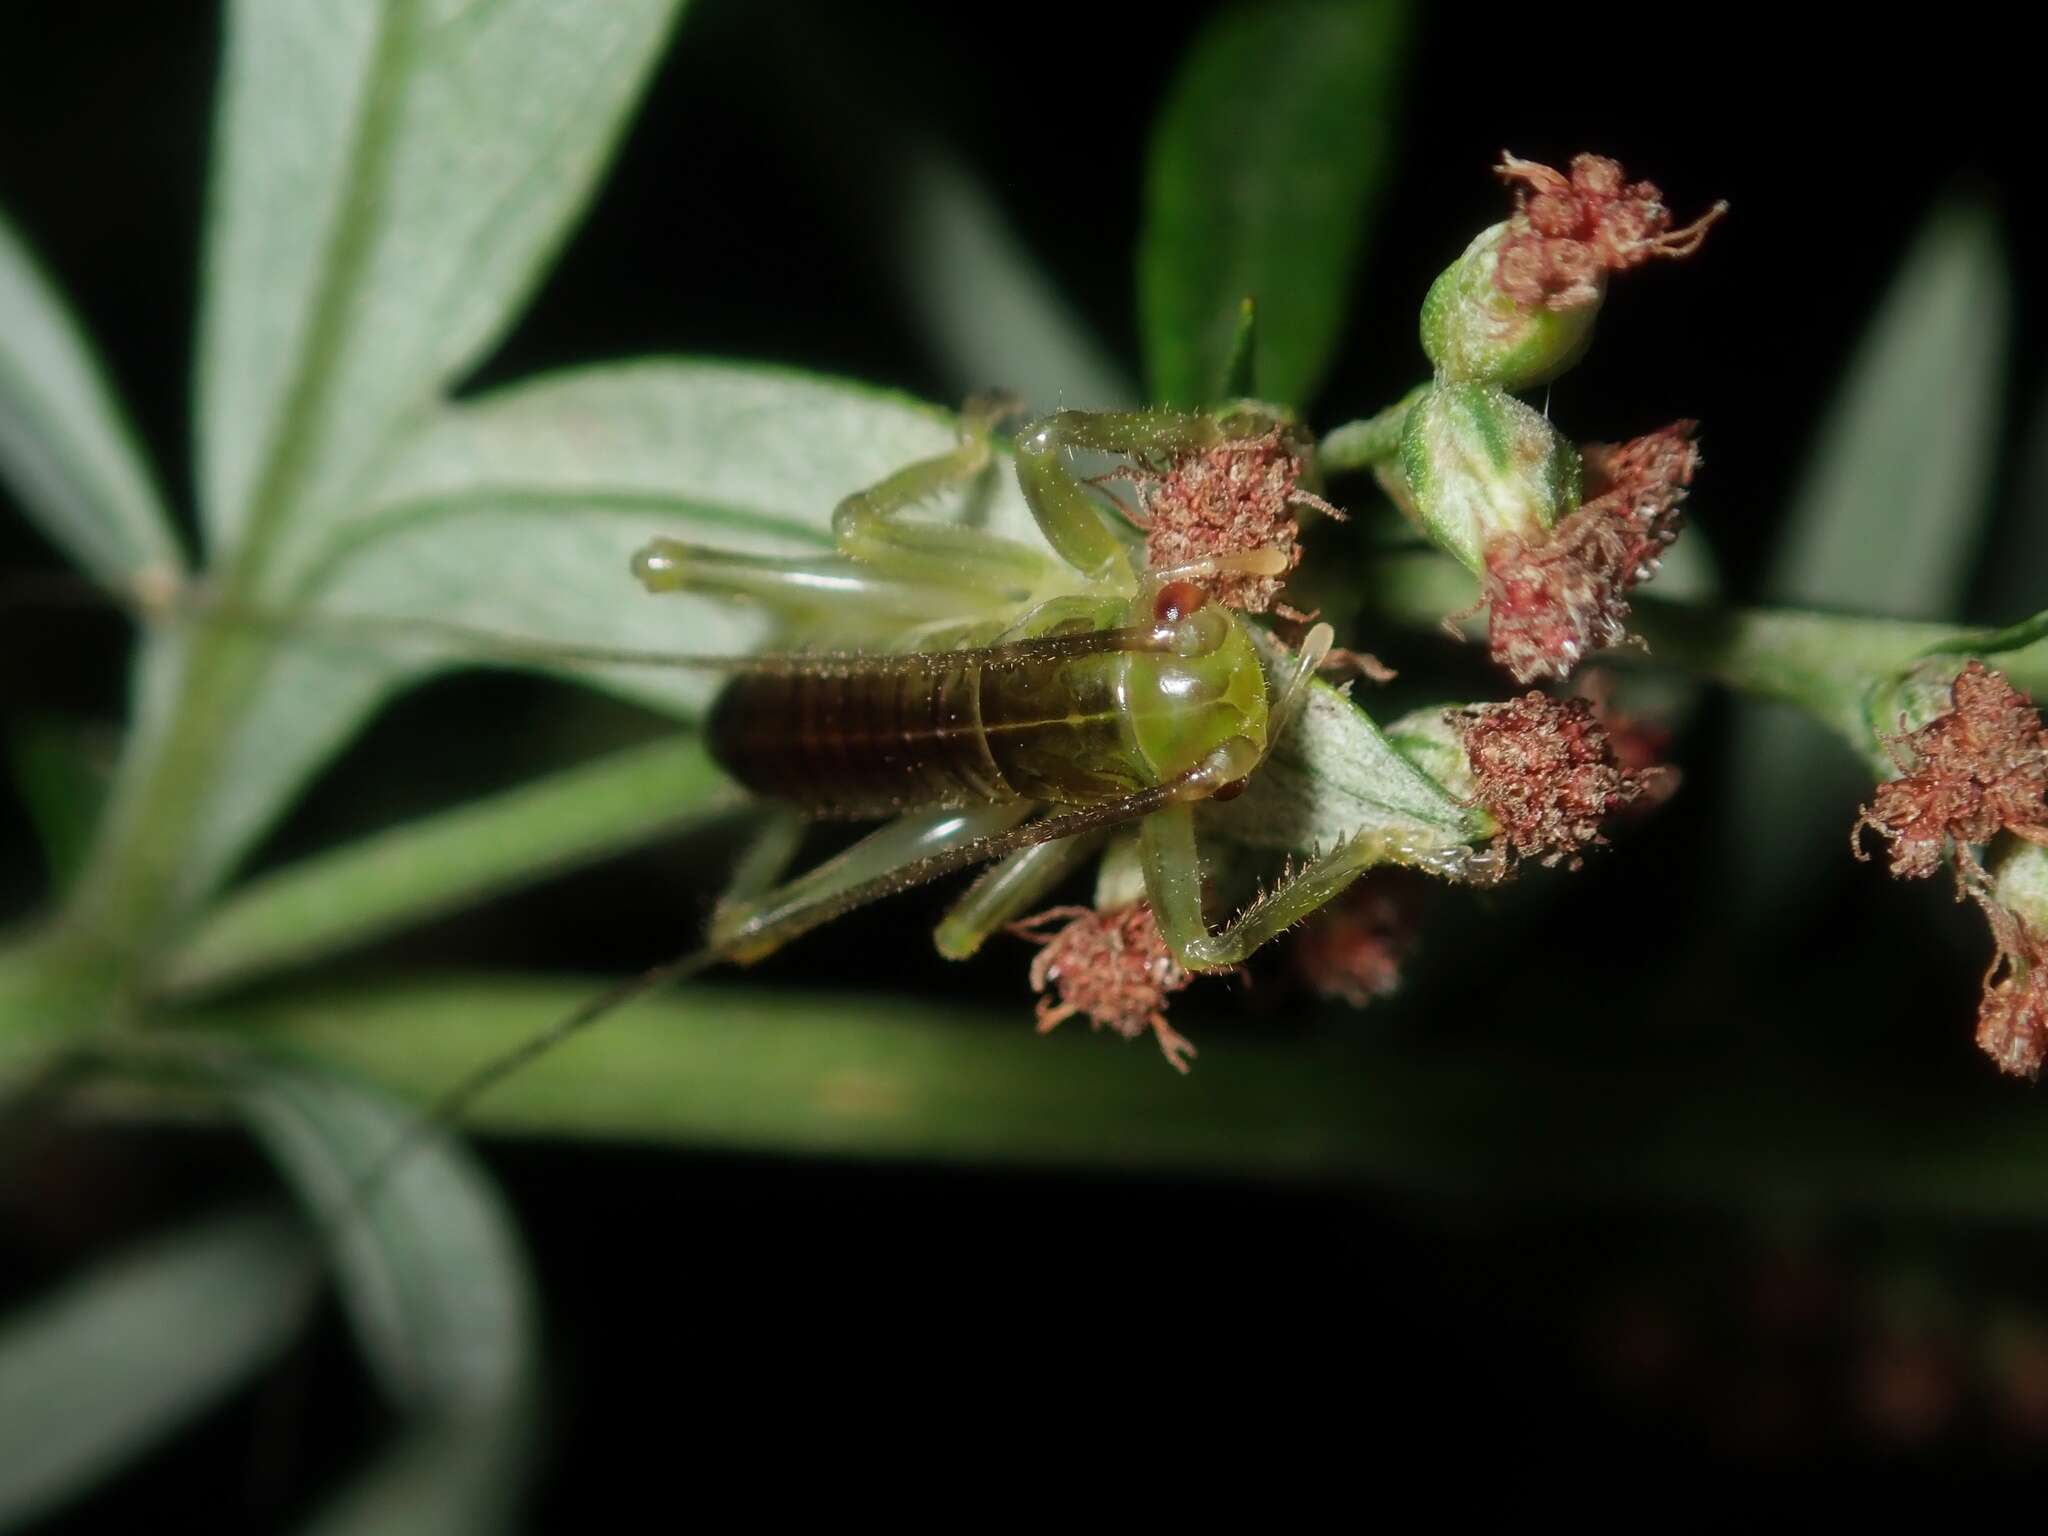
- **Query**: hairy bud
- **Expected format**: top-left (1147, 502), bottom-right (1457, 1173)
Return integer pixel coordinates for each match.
top-left (1400, 382), bottom-right (1581, 572)
top-left (1421, 153), bottom-right (1725, 390)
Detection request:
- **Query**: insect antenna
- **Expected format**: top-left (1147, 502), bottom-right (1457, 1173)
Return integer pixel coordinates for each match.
top-left (325, 761), bottom-right (1223, 1230)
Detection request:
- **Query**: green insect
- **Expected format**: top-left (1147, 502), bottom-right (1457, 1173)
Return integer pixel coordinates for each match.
top-left (344, 395), bottom-right (1482, 1136)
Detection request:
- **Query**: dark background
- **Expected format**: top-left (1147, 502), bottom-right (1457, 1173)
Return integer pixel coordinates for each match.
top-left (2, 0), bottom-right (2044, 1520)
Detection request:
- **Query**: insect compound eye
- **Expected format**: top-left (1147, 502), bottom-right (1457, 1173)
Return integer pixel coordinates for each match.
top-left (1152, 580), bottom-right (1208, 624)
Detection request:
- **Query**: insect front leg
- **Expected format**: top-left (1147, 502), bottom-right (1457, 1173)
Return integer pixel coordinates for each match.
top-left (1137, 803), bottom-right (1405, 973)
top-left (1013, 406), bottom-right (1236, 581)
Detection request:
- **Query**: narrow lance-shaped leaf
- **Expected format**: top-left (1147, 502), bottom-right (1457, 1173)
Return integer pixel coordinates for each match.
top-left (0, 211), bottom-right (182, 589)
top-left (164, 736), bottom-right (739, 995)
top-left (1138, 0), bottom-right (1410, 409)
top-left (227, 1054), bottom-right (538, 1531)
top-left (0, 1208), bottom-right (313, 1532)
top-left (6, 719), bottom-right (117, 895)
top-left (228, 1053), bottom-right (536, 1416)
top-left (175, 362), bottom-right (1056, 898)
top-left (198, 0), bottom-right (686, 578)
top-left (888, 146), bottom-right (1136, 414)
top-left (1728, 202), bottom-right (2010, 912)
top-left (199, 975), bottom-right (2048, 1220)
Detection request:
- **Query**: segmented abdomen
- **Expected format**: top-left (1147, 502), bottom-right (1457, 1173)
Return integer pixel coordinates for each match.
top-left (707, 654), bottom-right (1141, 817)
top-left (709, 661), bottom-right (1009, 818)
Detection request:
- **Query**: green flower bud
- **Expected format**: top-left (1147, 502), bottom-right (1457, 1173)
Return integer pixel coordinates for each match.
top-left (1863, 656), bottom-right (1975, 778)
top-left (1420, 222), bottom-right (1600, 389)
top-left (1382, 705), bottom-right (1482, 807)
top-left (1981, 839), bottom-right (2048, 1079)
top-left (1399, 382), bottom-right (1581, 574)
top-left (1992, 840), bottom-right (2048, 931)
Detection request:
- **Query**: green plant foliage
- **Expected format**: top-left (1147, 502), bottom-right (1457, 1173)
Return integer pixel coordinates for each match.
top-left (886, 146), bottom-right (1136, 412)
top-left (1729, 203), bottom-right (2010, 910)
top-left (165, 737), bottom-right (737, 994)
top-left (1138, 0), bottom-right (1409, 408)
top-left (0, 1209), bottom-right (314, 1531)
top-left (229, 1054), bottom-right (537, 1528)
top-left (0, 213), bottom-right (182, 589)
top-left (5, 719), bottom-right (114, 893)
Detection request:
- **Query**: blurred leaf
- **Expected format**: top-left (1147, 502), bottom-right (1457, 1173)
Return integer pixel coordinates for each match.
top-left (6, 719), bottom-right (116, 894)
top-left (1218, 297), bottom-right (1258, 400)
top-left (296, 1421), bottom-right (525, 1536)
top-left (889, 147), bottom-right (1135, 413)
top-left (166, 736), bottom-right (737, 994)
top-left (1730, 203), bottom-right (2009, 913)
top-left (1138, 0), bottom-right (1409, 408)
top-left (228, 1054), bottom-right (535, 1417)
top-left (174, 362), bottom-right (1051, 902)
top-left (1982, 376), bottom-right (2048, 620)
top-left (198, 0), bottom-right (685, 571)
top-left (0, 1208), bottom-right (313, 1532)
top-left (191, 975), bottom-right (2048, 1219)
top-left (229, 1055), bottom-right (536, 1531)
top-left (0, 211), bottom-right (182, 589)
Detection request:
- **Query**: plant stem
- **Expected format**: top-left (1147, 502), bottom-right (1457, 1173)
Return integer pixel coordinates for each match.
top-left (1367, 549), bottom-right (2048, 745)
top-left (1316, 383), bottom-right (1428, 474)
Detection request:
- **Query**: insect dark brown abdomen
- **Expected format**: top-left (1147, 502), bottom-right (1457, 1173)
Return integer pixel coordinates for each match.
top-left (707, 649), bottom-right (1143, 818)
top-left (708, 661), bottom-right (1011, 818)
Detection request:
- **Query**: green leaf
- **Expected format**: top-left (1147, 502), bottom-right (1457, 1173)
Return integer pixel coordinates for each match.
top-left (1766, 203), bottom-right (2009, 616)
top-left (228, 1055), bottom-right (537, 1531)
top-left (176, 361), bottom-right (1046, 901)
top-left (1217, 297), bottom-right (1258, 400)
top-left (165, 736), bottom-right (738, 995)
top-left (1207, 663), bottom-right (1481, 856)
top-left (1983, 377), bottom-right (2048, 622)
top-left (0, 1208), bottom-right (313, 1531)
top-left (197, 0), bottom-right (686, 574)
top-left (295, 1421), bottom-right (526, 1536)
top-left (1730, 203), bottom-right (2010, 910)
top-left (1922, 608), bottom-right (2048, 660)
top-left (6, 719), bottom-right (117, 895)
top-left (228, 1054), bottom-right (536, 1418)
top-left (0, 211), bottom-right (183, 590)
top-left (888, 147), bottom-right (1136, 413)
top-left (194, 975), bottom-right (2048, 1220)
top-left (1138, 0), bottom-right (1409, 409)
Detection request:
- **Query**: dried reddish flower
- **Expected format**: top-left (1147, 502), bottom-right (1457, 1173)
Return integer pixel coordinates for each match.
top-left (1976, 911), bottom-right (2048, 1080)
top-left (1575, 670), bottom-right (1682, 818)
top-left (1494, 153), bottom-right (1726, 312)
top-left (1290, 870), bottom-right (1428, 1008)
top-left (1482, 422), bottom-right (1699, 683)
top-left (1852, 661), bottom-right (2048, 888)
top-left (1136, 428), bottom-right (1337, 614)
top-left (1011, 904), bottom-right (1197, 1072)
top-left (1450, 693), bottom-right (1647, 868)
